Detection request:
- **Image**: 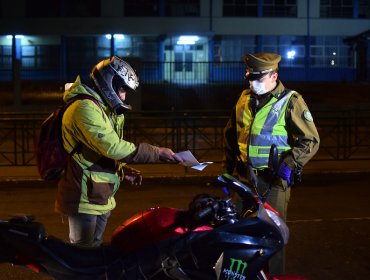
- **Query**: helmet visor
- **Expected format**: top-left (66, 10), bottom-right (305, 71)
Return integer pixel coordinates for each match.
top-left (110, 56), bottom-right (139, 91)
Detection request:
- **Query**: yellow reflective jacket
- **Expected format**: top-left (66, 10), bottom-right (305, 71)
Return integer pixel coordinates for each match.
top-left (55, 76), bottom-right (136, 215)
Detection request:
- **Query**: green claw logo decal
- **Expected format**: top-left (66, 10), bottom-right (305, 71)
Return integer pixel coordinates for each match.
top-left (223, 258), bottom-right (247, 280)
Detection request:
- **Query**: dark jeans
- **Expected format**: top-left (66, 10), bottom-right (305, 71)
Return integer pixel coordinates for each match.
top-left (68, 211), bottom-right (111, 247)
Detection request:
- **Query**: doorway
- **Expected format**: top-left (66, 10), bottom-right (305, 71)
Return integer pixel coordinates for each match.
top-left (164, 36), bottom-right (208, 84)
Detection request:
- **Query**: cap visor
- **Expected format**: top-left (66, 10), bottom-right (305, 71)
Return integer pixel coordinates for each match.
top-left (246, 72), bottom-right (268, 81)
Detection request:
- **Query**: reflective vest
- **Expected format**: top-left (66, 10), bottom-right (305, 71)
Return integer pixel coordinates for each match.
top-left (237, 91), bottom-right (295, 169)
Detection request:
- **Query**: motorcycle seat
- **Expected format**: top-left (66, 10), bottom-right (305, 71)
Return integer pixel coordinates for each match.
top-left (3, 218), bottom-right (46, 243)
top-left (43, 236), bottom-right (122, 272)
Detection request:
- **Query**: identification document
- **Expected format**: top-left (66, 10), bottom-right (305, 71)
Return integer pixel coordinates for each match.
top-left (175, 150), bottom-right (213, 171)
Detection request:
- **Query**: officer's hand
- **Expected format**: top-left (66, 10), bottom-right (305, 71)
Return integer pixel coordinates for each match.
top-left (158, 147), bottom-right (183, 163)
top-left (277, 162), bottom-right (292, 185)
top-left (123, 166), bottom-right (142, 186)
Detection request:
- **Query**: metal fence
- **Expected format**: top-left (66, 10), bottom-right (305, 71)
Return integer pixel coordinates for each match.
top-left (313, 108), bottom-right (370, 161)
top-left (1, 109), bottom-right (370, 167)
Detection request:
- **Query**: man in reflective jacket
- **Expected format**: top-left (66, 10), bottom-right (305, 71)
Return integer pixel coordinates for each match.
top-left (223, 52), bottom-right (320, 275)
top-left (55, 56), bottom-right (181, 247)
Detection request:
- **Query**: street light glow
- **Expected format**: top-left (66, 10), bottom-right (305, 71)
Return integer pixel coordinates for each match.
top-left (105, 34), bottom-right (125, 40)
top-left (287, 50), bottom-right (296, 59)
top-left (177, 36), bottom-right (199, 45)
top-left (6, 35), bottom-right (24, 39)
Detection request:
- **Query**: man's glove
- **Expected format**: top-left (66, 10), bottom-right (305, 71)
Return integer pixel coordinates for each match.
top-left (277, 162), bottom-right (292, 185)
top-left (123, 166), bottom-right (142, 186)
top-left (158, 147), bottom-right (183, 163)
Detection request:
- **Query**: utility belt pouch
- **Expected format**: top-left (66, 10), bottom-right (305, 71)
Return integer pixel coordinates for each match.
top-left (291, 166), bottom-right (303, 186)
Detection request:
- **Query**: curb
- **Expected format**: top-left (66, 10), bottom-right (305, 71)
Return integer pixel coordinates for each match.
top-left (2, 160), bottom-right (370, 186)
top-left (1, 170), bottom-right (370, 188)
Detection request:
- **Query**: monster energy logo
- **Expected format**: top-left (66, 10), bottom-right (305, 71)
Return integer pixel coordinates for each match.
top-left (222, 258), bottom-right (247, 280)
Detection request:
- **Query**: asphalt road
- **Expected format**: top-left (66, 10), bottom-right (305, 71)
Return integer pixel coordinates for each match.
top-left (0, 173), bottom-right (369, 280)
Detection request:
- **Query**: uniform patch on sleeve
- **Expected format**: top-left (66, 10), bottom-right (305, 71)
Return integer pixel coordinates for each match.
top-left (303, 110), bottom-right (313, 122)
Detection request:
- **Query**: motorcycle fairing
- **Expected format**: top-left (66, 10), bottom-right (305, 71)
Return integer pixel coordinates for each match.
top-left (166, 217), bottom-right (283, 279)
top-left (111, 207), bottom-right (213, 255)
top-left (214, 251), bottom-right (250, 280)
top-left (214, 249), bottom-right (273, 280)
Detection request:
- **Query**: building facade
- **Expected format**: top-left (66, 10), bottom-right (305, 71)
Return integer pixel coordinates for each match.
top-left (0, 0), bottom-right (369, 85)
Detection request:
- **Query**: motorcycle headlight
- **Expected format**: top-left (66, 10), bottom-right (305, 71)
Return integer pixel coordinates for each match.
top-left (265, 208), bottom-right (289, 245)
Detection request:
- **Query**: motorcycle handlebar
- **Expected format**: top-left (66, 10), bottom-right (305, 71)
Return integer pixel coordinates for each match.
top-left (193, 201), bottom-right (220, 222)
top-left (217, 173), bottom-right (258, 202)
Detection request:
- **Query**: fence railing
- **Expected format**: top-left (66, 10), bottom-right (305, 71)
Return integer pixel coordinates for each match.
top-left (1, 60), bottom-right (358, 83)
top-left (1, 109), bottom-right (370, 167)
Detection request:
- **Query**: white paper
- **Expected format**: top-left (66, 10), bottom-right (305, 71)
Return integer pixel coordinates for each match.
top-left (175, 150), bottom-right (213, 171)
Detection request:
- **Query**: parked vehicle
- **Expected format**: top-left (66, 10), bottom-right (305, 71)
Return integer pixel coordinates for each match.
top-left (0, 145), bottom-right (306, 279)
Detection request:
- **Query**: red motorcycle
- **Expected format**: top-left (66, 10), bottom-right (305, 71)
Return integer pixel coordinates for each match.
top-left (0, 146), bottom-right (307, 279)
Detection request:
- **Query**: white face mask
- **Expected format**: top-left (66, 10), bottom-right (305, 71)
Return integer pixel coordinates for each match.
top-left (250, 80), bottom-right (269, 95)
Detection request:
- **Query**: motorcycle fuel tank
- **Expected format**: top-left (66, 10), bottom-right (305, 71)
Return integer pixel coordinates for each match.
top-left (111, 207), bottom-right (212, 255)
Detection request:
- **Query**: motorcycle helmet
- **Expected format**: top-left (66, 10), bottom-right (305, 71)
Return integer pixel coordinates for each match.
top-left (90, 55), bottom-right (139, 115)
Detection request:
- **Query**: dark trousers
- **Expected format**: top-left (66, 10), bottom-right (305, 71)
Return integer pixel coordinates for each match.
top-left (256, 174), bottom-right (291, 276)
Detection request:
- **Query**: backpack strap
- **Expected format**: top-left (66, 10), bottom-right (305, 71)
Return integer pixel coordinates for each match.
top-left (66, 94), bottom-right (101, 110)
top-left (62, 94), bottom-right (102, 156)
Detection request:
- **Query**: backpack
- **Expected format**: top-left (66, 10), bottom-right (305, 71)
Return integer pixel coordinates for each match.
top-left (35, 94), bottom-right (100, 180)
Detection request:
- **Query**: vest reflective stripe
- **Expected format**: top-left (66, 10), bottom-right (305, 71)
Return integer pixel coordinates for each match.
top-left (250, 134), bottom-right (289, 148)
top-left (248, 91), bottom-right (294, 168)
top-left (249, 144), bottom-right (291, 167)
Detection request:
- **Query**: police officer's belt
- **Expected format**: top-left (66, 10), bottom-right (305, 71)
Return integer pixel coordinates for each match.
top-left (252, 169), bottom-right (270, 177)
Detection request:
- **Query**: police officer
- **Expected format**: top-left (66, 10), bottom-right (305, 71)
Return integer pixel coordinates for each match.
top-left (223, 52), bottom-right (320, 275)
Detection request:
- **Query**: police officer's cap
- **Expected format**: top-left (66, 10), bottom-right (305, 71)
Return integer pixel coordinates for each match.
top-left (244, 52), bottom-right (281, 80)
